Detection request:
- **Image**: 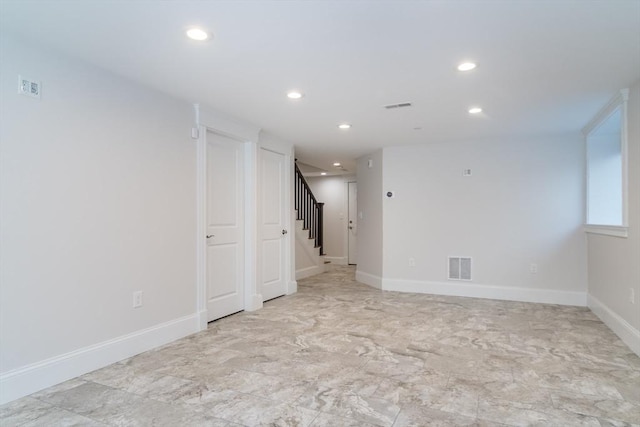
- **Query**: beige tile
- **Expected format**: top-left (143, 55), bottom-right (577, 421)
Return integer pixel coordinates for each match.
top-left (394, 405), bottom-right (492, 427)
top-left (551, 391), bottom-right (640, 425)
top-left (372, 377), bottom-right (447, 407)
top-left (446, 375), bottom-right (553, 406)
top-left (205, 392), bottom-right (318, 427)
top-left (309, 412), bottom-right (380, 426)
top-left (0, 397), bottom-right (57, 426)
top-left (17, 408), bottom-right (107, 426)
top-left (3, 265), bottom-right (638, 427)
top-left (295, 385), bottom-right (400, 426)
top-left (478, 398), bottom-right (601, 426)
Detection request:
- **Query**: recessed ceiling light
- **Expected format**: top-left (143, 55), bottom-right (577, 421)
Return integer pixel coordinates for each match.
top-left (337, 124), bottom-right (351, 130)
top-left (468, 107), bottom-right (483, 114)
top-left (287, 91), bottom-right (303, 99)
top-left (320, 172), bottom-right (327, 176)
top-left (457, 62), bottom-right (477, 71)
top-left (333, 162), bottom-right (341, 167)
top-left (186, 28), bottom-right (209, 41)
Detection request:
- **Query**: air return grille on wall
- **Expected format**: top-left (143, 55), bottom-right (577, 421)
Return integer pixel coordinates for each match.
top-left (448, 257), bottom-right (472, 281)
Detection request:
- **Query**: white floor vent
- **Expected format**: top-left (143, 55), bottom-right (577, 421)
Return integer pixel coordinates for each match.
top-left (448, 257), bottom-right (472, 281)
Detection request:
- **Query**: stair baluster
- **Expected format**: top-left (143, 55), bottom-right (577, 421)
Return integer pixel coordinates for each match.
top-left (294, 163), bottom-right (325, 256)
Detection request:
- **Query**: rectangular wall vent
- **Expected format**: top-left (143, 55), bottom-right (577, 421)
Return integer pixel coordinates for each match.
top-left (384, 102), bottom-right (412, 109)
top-left (448, 257), bottom-right (472, 281)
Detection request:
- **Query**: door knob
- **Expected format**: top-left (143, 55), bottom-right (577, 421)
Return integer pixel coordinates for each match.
top-left (282, 229), bottom-right (288, 235)
top-left (206, 235), bottom-right (214, 239)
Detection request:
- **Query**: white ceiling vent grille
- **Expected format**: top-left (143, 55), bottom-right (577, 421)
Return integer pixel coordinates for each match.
top-left (383, 102), bottom-right (412, 110)
top-left (448, 257), bottom-right (472, 281)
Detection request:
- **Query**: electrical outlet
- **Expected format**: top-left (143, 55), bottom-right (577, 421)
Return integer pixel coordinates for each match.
top-left (133, 291), bottom-right (143, 308)
top-left (630, 288), bottom-right (636, 304)
top-left (530, 263), bottom-right (538, 274)
top-left (408, 257), bottom-right (416, 267)
top-left (18, 75), bottom-right (41, 99)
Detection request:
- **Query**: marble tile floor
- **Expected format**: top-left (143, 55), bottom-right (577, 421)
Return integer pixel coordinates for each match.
top-left (2, 265), bottom-right (639, 426)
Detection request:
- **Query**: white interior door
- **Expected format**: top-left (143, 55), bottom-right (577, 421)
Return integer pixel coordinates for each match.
top-left (348, 181), bottom-right (357, 265)
top-left (206, 131), bottom-right (244, 321)
top-left (260, 148), bottom-right (287, 301)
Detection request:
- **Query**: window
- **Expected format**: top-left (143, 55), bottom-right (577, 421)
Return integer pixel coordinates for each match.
top-left (584, 89), bottom-right (629, 237)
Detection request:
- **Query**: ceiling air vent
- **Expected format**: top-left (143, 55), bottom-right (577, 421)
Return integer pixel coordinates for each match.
top-left (384, 102), bottom-right (412, 110)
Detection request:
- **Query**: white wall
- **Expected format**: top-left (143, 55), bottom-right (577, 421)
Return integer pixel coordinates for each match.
top-left (294, 220), bottom-right (325, 280)
top-left (355, 137), bottom-right (588, 304)
top-left (587, 81), bottom-right (640, 355)
top-left (307, 175), bottom-right (355, 264)
top-left (0, 36), bottom-right (197, 402)
top-left (382, 138), bottom-right (586, 304)
top-left (355, 150), bottom-right (384, 288)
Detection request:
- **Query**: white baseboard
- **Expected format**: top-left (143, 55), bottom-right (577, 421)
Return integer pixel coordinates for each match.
top-left (197, 309), bottom-right (208, 331)
top-left (296, 265), bottom-right (325, 280)
top-left (246, 294), bottom-right (263, 312)
top-left (0, 313), bottom-right (199, 405)
top-left (355, 270), bottom-right (383, 289)
top-left (381, 278), bottom-right (587, 306)
top-left (588, 294), bottom-right (640, 357)
top-left (287, 280), bottom-right (298, 295)
top-left (323, 256), bottom-right (347, 265)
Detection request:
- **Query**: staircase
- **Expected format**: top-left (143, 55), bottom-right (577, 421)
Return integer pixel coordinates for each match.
top-left (294, 163), bottom-right (326, 279)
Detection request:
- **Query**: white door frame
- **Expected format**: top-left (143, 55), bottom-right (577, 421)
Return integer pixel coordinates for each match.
top-left (195, 109), bottom-right (263, 331)
top-left (347, 181), bottom-right (357, 265)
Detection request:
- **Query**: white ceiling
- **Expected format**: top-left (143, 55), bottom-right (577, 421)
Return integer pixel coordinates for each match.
top-left (2, 0), bottom-right (639, 173)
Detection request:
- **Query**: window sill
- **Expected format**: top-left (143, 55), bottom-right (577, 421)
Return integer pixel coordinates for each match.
top-left (584, 224), bottom-right (628, 238)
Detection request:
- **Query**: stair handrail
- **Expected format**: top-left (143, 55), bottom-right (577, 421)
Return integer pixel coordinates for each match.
top-left (294, 162), bottom-right (324, 255)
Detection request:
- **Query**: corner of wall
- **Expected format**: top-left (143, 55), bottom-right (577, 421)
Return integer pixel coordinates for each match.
top-left (588, 294), bottom-right (640, 357)
top-left (355, 270), bottom-right (382, 289)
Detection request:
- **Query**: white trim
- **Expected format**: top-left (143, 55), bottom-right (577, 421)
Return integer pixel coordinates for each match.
top-left (584, 224), bottom-right (629, 238)
top-left (283, 149), bottom-right (293, 294)
top-left (582, 89), bottom-right (629, 136)
top-left (196, 309), bottom-right (208, 331)
top-left (195, 124), bottom-right (207, 331)
top-left (296, 265), bottom-right (325, 280)
top-left (382, 278), bottom-right (586, 306)
top-left (323, 256), bottom-right (347, 265)
top-left (196, 107), bottom-right (263, 321)
top-left (243, 141), bottom-right (261, 311)
top-left (246, 294), bottom-right (263, 312)
top-left (199, 106), bottom-right (260, 143)
top-left (355, 270), bottom-right (383, 289)
top-left (588, 294), bottom-right (640, 357)
top-left (287, 280), bottom-right (298, 295)
top-left (347, 180), bottom-right (358, 265)
top-left (584, 88), bottom-right (629, 228)
top-left (289, 152), bottom-right (297, 295)
top-left (620, 89), bottom-right (629, 228)
top-left (0, 314), bottom-right (199, 405)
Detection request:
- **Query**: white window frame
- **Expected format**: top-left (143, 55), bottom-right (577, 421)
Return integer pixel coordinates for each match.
top-left (583, 89), bottom-right (629, 238)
